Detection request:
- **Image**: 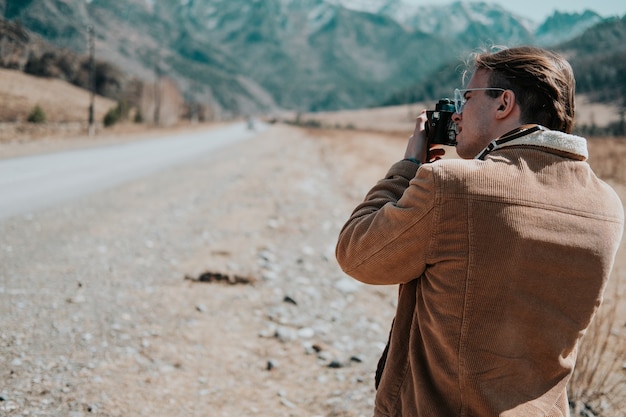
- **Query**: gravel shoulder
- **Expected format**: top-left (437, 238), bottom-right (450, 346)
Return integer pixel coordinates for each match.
top-left (0, 124), bottom-right (405, 417)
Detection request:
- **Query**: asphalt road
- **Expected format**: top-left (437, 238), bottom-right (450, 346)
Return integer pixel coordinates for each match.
top-left (0, 122), bottom-right (264, 220)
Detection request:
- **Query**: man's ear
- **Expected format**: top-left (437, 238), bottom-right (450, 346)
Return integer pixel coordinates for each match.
top-left (495, 90), bottom-right (515, 119)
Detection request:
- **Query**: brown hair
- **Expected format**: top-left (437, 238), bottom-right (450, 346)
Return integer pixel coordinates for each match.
top-left (468, 46), bottom-right (576, 133)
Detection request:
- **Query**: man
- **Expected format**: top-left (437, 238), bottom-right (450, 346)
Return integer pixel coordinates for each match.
top-left (335, 46), bottom-right (624, 416)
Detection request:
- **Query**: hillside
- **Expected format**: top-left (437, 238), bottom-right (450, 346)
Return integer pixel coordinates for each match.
top-left (0, 68), bottom-right (116, 123)
top-left (0, 68), bottom-right (117, 142)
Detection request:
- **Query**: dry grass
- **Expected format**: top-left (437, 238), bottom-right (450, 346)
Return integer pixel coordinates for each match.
top-left (0, 68), bottom-right (117, 142)
top-left (587, 138), bottom-right (626, 184)
top-left (0, 68), bottom-right (116, 123)
top-left (301, 95), bottom-right (622, 133)
top-left (568, 138), bottom-right (626, 417)
top-left (568, 279), bottom-right (626, 416)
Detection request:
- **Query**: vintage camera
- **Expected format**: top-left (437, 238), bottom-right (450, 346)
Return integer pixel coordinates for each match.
top-left (425, 98), bottom-right (457, 146)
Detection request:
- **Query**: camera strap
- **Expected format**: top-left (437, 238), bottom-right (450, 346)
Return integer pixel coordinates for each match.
top-left (476, 124), bottom-right (544, 160)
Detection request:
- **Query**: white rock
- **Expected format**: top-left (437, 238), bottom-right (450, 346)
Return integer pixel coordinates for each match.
top-left (297, 327), bottom-right (315, 339)
top-left (335, 278), bottom-right (360, 294)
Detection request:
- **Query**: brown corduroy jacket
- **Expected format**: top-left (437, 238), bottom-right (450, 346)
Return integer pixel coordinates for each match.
top-left (336, 129), bottom-right (624, 417)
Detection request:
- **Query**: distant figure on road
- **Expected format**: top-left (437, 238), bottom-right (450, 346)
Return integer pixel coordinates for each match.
top-left (336, 46), bottom-right (624, 416)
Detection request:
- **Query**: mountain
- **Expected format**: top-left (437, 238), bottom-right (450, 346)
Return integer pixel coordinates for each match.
top-left (167, 0), bottom-right (459, 111)
top-left (328, 1), bottom-right (603, 48)
top-left (0, 0), bottom-right (621, 115)
top-left (334, 0), bottom-right (536, 45)
top-left (559, 15), bottom-right (626, 107)
top-left (382, 14), bottom-right (626, 109)
top-left (535, 10), bottom-right (604, 46)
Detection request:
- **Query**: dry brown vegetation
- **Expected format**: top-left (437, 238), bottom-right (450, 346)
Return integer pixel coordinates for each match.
top-left (0, 68), bottom-right (117, 142)
top-left (0, 68), bottom-right (191, 144)
top-left (569, 138), bottom-right (626, 416)
top-left (0, 68), bottom-right (116, 123)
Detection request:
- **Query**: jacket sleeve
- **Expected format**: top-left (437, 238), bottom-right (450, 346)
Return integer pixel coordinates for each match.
top-left (335, 160), bottom-right (437, 285)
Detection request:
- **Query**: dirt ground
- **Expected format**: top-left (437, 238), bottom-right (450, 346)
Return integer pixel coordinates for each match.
top-left (0, 120), bottom-right (625, 417)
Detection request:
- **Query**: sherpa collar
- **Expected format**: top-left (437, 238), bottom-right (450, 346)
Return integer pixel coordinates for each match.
top-left (476, 125), bottom-right (588, 161)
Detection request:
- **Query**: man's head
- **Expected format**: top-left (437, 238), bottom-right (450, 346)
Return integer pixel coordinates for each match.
top-left (452, 46), bottom-right (576, 159)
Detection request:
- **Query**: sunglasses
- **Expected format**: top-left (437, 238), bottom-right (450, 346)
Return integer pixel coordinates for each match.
top-left (454, 88), bottom-right (507, 114)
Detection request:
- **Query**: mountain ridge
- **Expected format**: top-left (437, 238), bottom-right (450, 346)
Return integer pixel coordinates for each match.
top-left (0, 0), bottom-right (621, 115)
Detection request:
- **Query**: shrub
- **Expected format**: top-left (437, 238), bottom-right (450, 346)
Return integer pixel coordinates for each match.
top-left (103, 105), bottom-right (121, 127)
top-left (133, 109), bottom-right (143, 123)
top-left (103, 101), bottom-right (132, 127)
top-left (27, 105), bottom-right (46, 123)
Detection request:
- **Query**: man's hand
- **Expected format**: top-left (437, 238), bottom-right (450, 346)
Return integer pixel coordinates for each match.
top-left (404, 110), bottom-right (446, 163)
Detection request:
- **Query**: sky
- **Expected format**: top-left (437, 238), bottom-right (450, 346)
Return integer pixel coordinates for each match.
top-left (403, 0), bottom-right (626, 22)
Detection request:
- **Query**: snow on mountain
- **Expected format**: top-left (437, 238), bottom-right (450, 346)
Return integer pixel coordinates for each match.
top-left (327, 0), bottom-right (537, 32)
